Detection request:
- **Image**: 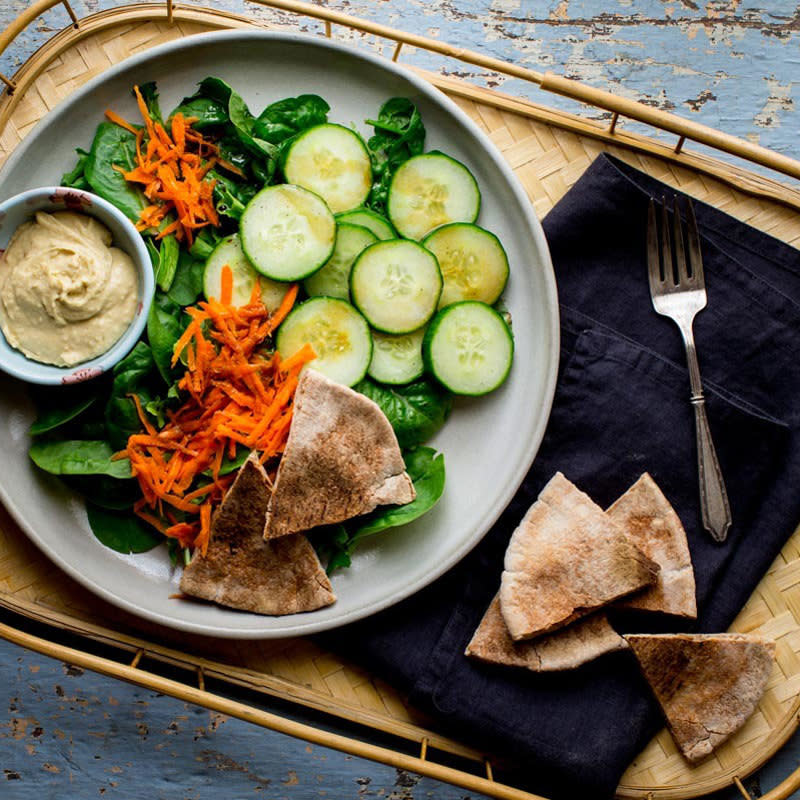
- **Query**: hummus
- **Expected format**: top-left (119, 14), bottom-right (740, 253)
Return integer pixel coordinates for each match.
top-left (0, 211), bottom-right (139, 367)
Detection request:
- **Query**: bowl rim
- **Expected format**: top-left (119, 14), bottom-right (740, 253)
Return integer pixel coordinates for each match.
top-left (0, 185), bottom-right (154, 385)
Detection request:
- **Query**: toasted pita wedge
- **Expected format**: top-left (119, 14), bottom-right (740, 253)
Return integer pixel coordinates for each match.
top-left (607, 473), bottom-right (696, 618)
top-left (466, 594), bottom-right (627, 672)
top-left (626, 633), bottom-right (775, 763)
top-left (264, 369), bottom-right (415, 539)
top-left (180, 453), bottom-right (335, 615)
top-left (500, 472), bottom-right (659, 640)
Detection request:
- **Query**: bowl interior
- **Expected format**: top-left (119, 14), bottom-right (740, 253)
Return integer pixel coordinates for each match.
top-left (0, 188), bottom-right (153, 384)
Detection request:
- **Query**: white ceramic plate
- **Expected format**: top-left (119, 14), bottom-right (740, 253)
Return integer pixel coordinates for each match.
top-left (0, 31), bottom-right (559, 637)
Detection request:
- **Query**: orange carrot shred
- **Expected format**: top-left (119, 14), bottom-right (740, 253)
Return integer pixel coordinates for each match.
top-left (104, 109), bottom-right (139, 135)
top-left (220, 264), bottom-right (234, 305)
top-left (122, 286), bottom-right (315, 553)
top-left (111, 87), bottom-right (221, 248)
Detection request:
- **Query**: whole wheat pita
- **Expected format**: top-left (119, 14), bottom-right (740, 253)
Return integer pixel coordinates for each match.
top-left (626, 633), bottom-right (775, 763)
top-left (264, 369), bottom-right (415, 539)
top-left (466, 594), bottom-right (627, 672)
top-left (180, 452), bottom-right (336, 615)
top-left (608, 473), bottom-right (696, 618)
top-left (500, 472), bottom-right (659, 640)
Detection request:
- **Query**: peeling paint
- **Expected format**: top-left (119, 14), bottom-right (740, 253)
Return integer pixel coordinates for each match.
top-left (754, 75), bottom-right (795, 127)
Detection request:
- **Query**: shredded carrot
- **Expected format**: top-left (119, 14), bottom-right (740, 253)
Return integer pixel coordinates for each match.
top-left (123, 285), bottom-right (314, 552)
top-left (220, 264), bottom-right (234, 306)
top-left (104, 109), bottom-right (139, 136)
top-left (107, 86), bottom-right (221, 247)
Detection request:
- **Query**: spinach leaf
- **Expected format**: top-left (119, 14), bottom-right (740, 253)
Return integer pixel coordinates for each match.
top-left (61, 148), bottom-right (90, 190)
top-left (84, 122), bottom-right (147, 222)
top-left (29, 395), bottom-right (96, 436)
top-left (253, 94), bottom-right (329, 144)
top-left (137, 81), bottom-right (163, 123)
top-left (349, 447), bottom-right (445, 541)
top-left (147, 293), bottom-right (184, 384)
top-left (86, 504), bottom-right (162, 553)
top-left (364, 98), bottom-right (425, 214)
top-left (217, 134), bottom-right (252, 176)
top-left (29, 440), bottom-right (132, 479)
top-left (210, 168), bottom-right (257, 221)
top-left (202, 447), bottom-right (250, 478)
top-left (169, 96), bottom-right (228, 130)
top-left (189, 227), bottom-right (221, 261)
top-left (311, 525), bottom-right (353, 573)
top-left (354, 376), bottom-right (451, 449)
top-left (104, 341), bottom-right (158, 449)
top-left (155, 233), bottom-right (180, 291)
top-left (168, 251), bottom-right (205, 306)
top-left (197, 77), bottom-right (277, 164)
top-left (65, 476), bottom-right (141, 510)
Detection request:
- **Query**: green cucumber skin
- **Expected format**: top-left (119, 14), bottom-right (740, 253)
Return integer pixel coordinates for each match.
top-left (422, 222), bottom-right (509, 308)
top-left (240, 184), bottom-right (337, 282)
top-left (386, 153), bottom-right (482, 241)
top-left (303, 222), bottom-right (377, 301)
top-left (367, 328), bottom-right (426, 386)
top-left (276, 296), bottom-right (373, 387)
top-left (422, 301), bottom-right (514, 397)
top-left (282, 123), bottom-right (373, 214)
top-left (349, 240), bottom-right (443, 335)
top-left (335, 208), bottom-right (396, 240)
top-left (281, 122), bottom-right (370, 172)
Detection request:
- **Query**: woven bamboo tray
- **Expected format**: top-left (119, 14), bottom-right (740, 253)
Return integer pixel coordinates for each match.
top-left (1, 3), bottom-right (800, 800)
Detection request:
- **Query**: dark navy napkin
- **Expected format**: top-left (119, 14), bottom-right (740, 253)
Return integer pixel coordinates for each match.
top-left (320, 154), bottom-right (800, 799)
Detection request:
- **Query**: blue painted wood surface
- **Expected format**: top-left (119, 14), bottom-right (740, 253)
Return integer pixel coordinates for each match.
top-left (1, 2), bottom-right (799, 799)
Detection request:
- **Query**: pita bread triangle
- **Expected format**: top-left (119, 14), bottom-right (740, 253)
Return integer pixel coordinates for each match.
top-left (264, 368), bottom-right (415, 539)
top-left (500, 472), bottom-right (659, 640)
top-left (607, 473), bottom-right (696, 618)
top-left (180, 452), bottom-right (336, 615)
top-left (466, 594), bottom-right (627, 672)
top-left (626, 633), bottom-right (775, 763)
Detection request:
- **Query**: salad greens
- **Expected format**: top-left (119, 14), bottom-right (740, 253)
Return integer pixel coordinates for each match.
top-left (364, 97), bottom-right (426, 214)
top-left (86, 504), bottom-right (163, 554)
top-left (355, 377), bottom-right (451, 450)
top-left (315, 446), bottom-right (445, 573)
top-left (30, 79), bottom-right (447, 564)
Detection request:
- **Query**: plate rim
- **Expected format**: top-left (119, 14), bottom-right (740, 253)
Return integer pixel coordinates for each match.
top-left (0, 28), bottom-right (560, 638)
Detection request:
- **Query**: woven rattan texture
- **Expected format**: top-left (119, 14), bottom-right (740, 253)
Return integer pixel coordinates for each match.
top-left (1, 14), bottom-right (799, 799)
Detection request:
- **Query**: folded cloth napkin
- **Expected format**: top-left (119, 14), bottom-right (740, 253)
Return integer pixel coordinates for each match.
top-left (319, 154), bottom-right (800, 799)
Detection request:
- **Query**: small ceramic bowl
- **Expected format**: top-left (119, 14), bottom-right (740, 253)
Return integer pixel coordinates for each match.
top-left (0, 187), bottom-right (154, 385)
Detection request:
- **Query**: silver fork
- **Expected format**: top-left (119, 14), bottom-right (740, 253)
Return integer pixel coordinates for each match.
top-left (647, 196), bottom-right (732, 543)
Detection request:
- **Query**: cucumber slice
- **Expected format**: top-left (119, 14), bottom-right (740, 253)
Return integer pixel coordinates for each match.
top-left (203, 233), bottom-right (290, 310)
top-left (422, 301), bottom-right (513, 396)
top-left (240, 184), bottom-right (336, 281)
top-left (387, 153), bottom-right (481, 240)
top-left (303, 223), bottom-right (377, 300)
top-left (368, 328), bottom-right (426, 385)
top-left (276, 297), bottom-right (372, 386)
top-left (283, 123), bottom-right (372, 214)
top-left (350, 240), bottom-right (442, 334)
top-left (335, 208), bottom-right (396, 240)
top-left (422, 223), bottom-right (509, 309)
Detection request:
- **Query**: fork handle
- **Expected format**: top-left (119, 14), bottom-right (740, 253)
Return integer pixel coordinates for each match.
top-left (682, 332), bottom-right (732, 542)
top-left (692, 397), bottom-right (732, 542)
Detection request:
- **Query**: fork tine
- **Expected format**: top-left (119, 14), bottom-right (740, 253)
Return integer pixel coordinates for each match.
top-left (685, 198), bottom-right (704, 285)
top-left (660, 197), bottom-right (673, 283)
top-left (672, 196), bottom-right (689, 284)
top-left (646, 198), bottom-right (662, 293)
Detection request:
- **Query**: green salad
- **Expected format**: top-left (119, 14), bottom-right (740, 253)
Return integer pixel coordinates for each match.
top-left (27, 78), bottom-right (513, 572)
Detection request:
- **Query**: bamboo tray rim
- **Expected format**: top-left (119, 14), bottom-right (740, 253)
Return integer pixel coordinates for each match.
top-left (1, 4), bottom-right (800, 800)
